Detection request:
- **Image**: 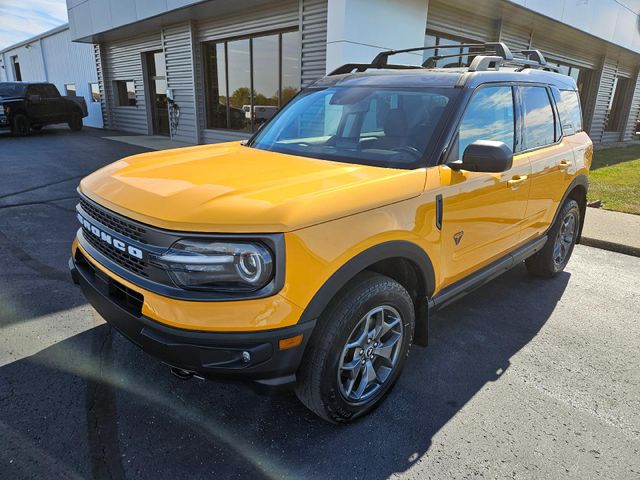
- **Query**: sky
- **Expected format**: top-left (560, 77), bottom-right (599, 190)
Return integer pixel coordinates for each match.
top-left (0, 0), bottom-right (68, 50)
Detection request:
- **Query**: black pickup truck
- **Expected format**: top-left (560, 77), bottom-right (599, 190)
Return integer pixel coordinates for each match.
top-left (0, 82), bottom-right (88, 136)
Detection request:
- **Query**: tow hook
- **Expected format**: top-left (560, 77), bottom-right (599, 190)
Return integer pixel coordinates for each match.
top-left (170, 367), bottom-right (194, 380)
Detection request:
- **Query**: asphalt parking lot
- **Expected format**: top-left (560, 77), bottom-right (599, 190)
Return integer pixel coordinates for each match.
top-left (1, 127), bottom-right (639, 480)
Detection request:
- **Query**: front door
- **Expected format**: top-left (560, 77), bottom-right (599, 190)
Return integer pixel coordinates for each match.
top-left (439, 84), bottom-right (531, 287)
top-left (145, 51), bottom-right (169, 136)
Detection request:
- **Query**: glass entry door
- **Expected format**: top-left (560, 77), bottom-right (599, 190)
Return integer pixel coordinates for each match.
top-left (145, 51), bottom-right (169, 136)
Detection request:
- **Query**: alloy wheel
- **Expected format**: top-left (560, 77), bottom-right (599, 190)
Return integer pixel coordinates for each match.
top-left (337, 305), bottom-right (404, 403)
top-left (553, 211), bottom-right (577, 267)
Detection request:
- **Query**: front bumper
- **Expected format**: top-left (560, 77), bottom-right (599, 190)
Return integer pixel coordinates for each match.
top-left (69, 250), bottom-right (315, 389)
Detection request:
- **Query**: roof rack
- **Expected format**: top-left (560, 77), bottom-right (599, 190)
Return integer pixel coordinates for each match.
top-left (328, 42), bottom-right (560, 76)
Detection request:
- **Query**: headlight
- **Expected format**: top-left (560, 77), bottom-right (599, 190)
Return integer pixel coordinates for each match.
top-left (152, 239), bottom-right (274, 292)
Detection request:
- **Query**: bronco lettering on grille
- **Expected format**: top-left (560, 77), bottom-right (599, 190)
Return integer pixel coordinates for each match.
top-left (78, 212), bottom-right (144, 260)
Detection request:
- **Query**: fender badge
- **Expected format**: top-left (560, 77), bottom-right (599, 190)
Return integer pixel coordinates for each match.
top-left (453, 231), bottom-right (464, 245)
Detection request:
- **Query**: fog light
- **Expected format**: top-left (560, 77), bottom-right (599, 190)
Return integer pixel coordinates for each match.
top-left (242, 351), bottom-right (251, 363)
top-left (279, 334), bottom-right (304, 351)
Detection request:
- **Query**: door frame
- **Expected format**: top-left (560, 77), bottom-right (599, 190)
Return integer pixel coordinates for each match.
top-left (142, 50), bottom-right (169, 136)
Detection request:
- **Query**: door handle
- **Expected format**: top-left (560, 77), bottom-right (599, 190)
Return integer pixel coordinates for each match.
top-left (507, 175), bottom-right (528, 188)
top-left (559, 160), bottom-right (572, 170)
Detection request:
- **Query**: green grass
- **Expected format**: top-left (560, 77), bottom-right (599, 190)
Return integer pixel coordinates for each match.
top-left (588, 145), bottom-right (640, 215)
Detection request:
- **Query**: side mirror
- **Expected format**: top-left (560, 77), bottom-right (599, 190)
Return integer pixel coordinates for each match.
top-left (28, 94), bottom-right (42, 103)
top-left (449, 140), bottom-right (513, 173)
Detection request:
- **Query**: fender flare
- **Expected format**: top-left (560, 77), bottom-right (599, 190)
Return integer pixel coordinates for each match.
top-left (297, 240), bottom-right (436, 323)
top-left (551, 174), bottom-right (589, 240)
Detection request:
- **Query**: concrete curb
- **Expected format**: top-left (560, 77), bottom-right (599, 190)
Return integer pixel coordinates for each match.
top-left (580, 237), bottom-right (640, 258)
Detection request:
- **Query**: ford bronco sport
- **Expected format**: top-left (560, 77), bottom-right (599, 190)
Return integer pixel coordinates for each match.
top-left (69, 43), bottom-right (591, 423)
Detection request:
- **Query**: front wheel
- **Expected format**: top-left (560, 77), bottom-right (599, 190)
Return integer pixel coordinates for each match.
top-left (11, 114), bottom-right (30, 137)
top-left (68, 111), bottom-right (83, 131)
top-left (526, 198), bottom-right (580, 277)
top-left (295, 272), bottom-right (415, 423)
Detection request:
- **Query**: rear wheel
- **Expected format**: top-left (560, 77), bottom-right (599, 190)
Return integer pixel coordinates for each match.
top-left (526, 198), bottom-right (580, 277)
top-left (11, 114), bottom-right (30, 137)
top-left (295, 272), bottom-right (414, 423)
top-left (68, 111), bottom-right (83, 131)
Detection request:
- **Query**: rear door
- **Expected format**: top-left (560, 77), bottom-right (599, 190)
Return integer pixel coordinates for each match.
top-left (438, 84), bottom-right (531, 286)
top-left (43, 84), bottom-right (68, 123)
top-left (517, 85), bottom-right (576, 242)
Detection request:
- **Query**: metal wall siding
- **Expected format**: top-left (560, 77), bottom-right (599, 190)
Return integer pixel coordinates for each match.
top-left (427, 3), bottom-right (496, 41)
top-left (300, 0), bottom-right (328, 85)
top-left (102, 32), bottom-right (162, 134)
top-left (498, 23), bottom-right (531, 52)
top-left (94, 43), bottom-right (110, 128)
top-left (621, 71), bottom-right (640, 141)
top-left (532, 34), bottom-right (597, 70)
top-left (197, 1), bottom-right (299, 43)
top-left (588, 61), bottom-right (619, 142)
top-left (163, 22), bottom-right (198, 143)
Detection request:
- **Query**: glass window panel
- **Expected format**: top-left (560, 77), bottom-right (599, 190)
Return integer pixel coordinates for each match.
top-left (252, 87), bottom-right (456, 169)
top-left (281, 31), bottom-right (301, 105)
top-left (115, 80), bottom-right (136, 106)
top-left (521, 86), bottom-right (555, 149)
top-left (252, 34), bottom-right (279, 128)
top-left (552, 88), bottom-right (583, 135)
top-left (90, 83), bottom-right (100, 102)
top-left (226, 39), bottom-right (251, 132)
top-left (457, 86), bottom-right (515, 157)
top-left (435, 37), bottom-right (460, 67)
top-left (204, 42), bottom-right (228, 129)
top-left (153, 52), bottom-right (167, 96)
top-left (424, 34), bottom-right (438, 63)
top-left (65, 84), bottom-right (76, 96)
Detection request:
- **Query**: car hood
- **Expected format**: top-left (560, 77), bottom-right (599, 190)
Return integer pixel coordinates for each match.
top-left (80, 142), bottom-right (426, 233)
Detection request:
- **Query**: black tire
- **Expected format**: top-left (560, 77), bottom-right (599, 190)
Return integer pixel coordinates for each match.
top-left (295, 272), bottom-right (415, 423)
top-left (68, 111), bottom-right (83, 131)
top-left (11, 113), bottom-right (30, 137)
top-left (526, 198), bottom-right (580, 278)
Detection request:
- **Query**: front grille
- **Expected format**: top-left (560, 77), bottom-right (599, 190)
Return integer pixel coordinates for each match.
top-left (82, 228), bottom-right (150, 277)
top-left (79, 198), bottom-right (147, 243)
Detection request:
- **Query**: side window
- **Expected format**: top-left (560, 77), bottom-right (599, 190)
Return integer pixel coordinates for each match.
top-left (521, 86), bottom-right (556, 149)
top-left (44, 85), bottom-right (60, 98)
top-left (552, 87), bottom-right (583, 136)
top-left (28, 85), bottom-right (47, 97)
top-left (454, 86), bottom-right (515, 159)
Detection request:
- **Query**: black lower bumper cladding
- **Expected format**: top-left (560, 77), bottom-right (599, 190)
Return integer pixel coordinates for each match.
top-left (70, 250), bottom-right (315, 390)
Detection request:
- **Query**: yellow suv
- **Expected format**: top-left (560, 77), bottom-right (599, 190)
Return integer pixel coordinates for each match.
top-left (70, 43), bottom-right (591, 423)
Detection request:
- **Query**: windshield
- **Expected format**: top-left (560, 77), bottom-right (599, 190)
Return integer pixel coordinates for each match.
top-left (250, 86), bottom-right (458, 169)
top-left (0, 83), bottom-right (26, 97)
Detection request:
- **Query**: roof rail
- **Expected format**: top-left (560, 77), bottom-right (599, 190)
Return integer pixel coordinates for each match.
top-left (510, 49), bottom-right (559, 72)
top-left (329, 63), bottom-right (422, 76)
top-left (371, 42), bottom-right (513, 68)
top-left (468, 55), bottom-right (503, 72)
top-left (327, 42), bottom-right (560, 76)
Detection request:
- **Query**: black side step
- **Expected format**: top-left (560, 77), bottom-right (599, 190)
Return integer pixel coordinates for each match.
top-left (428, 235), bottom-right (548, 311)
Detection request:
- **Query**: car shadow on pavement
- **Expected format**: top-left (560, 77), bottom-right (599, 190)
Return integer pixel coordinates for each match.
top-left (0, 263), bottom-right (570, 479)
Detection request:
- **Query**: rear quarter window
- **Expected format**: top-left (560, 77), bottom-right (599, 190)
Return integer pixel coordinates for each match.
top-left (552, 88), bottom-right (583, 136)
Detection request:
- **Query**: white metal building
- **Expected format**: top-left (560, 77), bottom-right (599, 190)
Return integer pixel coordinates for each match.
top-left (6, 0), bottom-right (640, 144)
top-left (64, 0), bottom-right (640, 145)
top-left (0, 24), bottom-right (103, 128)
